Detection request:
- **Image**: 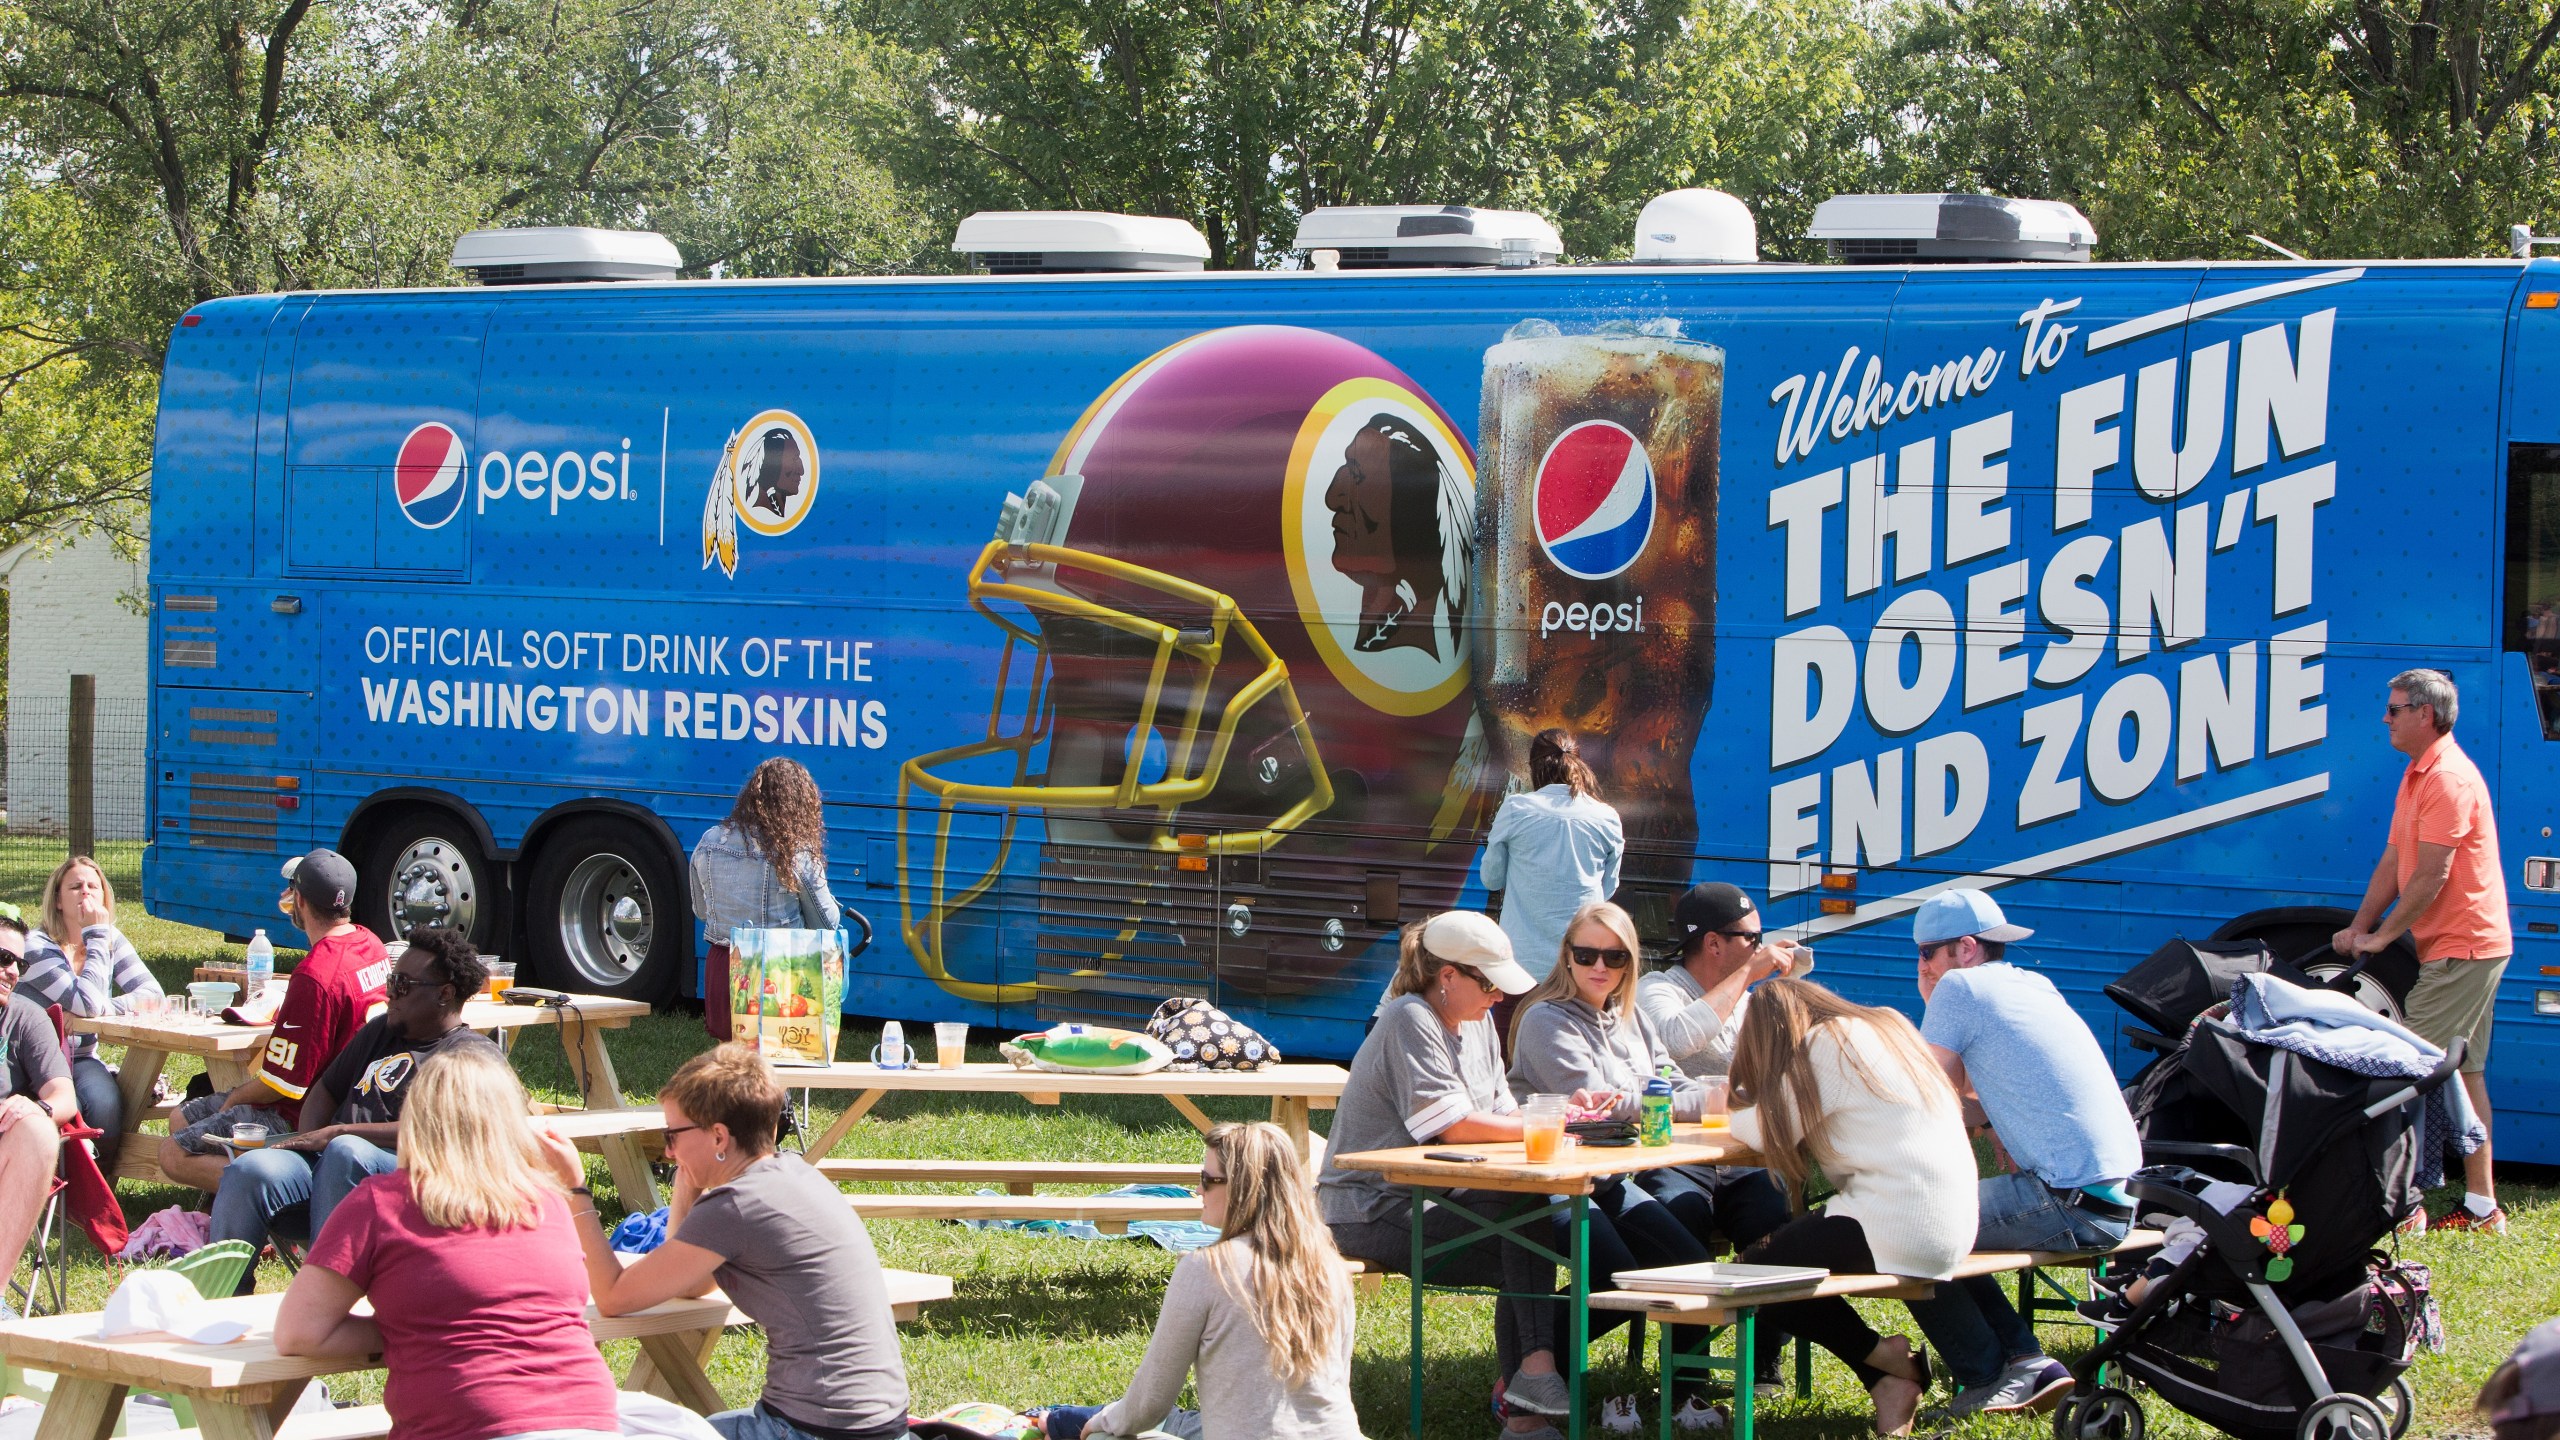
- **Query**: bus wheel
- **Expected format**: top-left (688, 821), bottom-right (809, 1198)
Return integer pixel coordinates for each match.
top-left (526, 817), bottom-right (683, 1004)
top-left (359, 814), bottom-right (499, 952)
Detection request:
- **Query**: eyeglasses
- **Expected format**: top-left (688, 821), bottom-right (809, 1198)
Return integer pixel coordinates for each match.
top-left (1568, 945), bottom-right (1631, 970)
top-left (663, 1124), bottom-right (701, 1145)
top-left (1449, 965), bottom-right (1493, 990)
top-left (1718, 929), bottom-right (1763, 947)
top-left (1198, 1169), bottom-right (1228, 1188)
top-left (2384, 702), bottom-right (2427, 718)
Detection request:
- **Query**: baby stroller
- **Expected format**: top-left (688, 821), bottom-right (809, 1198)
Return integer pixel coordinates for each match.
top-left (2054, 957), bottom-right (2458, 1440)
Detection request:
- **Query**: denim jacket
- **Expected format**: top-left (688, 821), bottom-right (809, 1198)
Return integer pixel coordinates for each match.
top-left (689, 823), bottom-right (841, 945)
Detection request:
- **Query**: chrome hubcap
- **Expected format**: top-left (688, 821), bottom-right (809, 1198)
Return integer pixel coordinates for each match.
top-left (389, 838), bottom-right (477, 938)
top-left (559, 852), bottom-right (653, 987)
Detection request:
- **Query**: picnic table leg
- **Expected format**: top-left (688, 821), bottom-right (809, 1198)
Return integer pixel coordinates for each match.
top-left (1270, 1096), bottom-right (1315, 1171)
top-left (193, 1399), bottom-right (286, 1440)
top-left (30, 1376), bottom-right (124, 1440)
top-left (1566, 1193), bottom-right (1589, 1440)
top-left (634, 1328), bottom-right (726, 1414)
top-left (1408, 1187), bottom-right (1428, 1440)
top-left (599, 1134), bottom-right (662, 1212)
top-left (569, 1023), bottom-right (629, 1110)
top-left (1732, 1310), bottom-right (1756, 1440)
top-left (1165, 1095), bottom-right (1215, 1136)
top-left (798, 1090), bottom-right (885, 1165)
top-left (627, 1325), bottom-right (720, 1402)
top-left (107, 1043), bottom-right (171, 1172)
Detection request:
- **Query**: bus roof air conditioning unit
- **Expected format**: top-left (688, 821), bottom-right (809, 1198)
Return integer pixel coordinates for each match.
top-left (1631, 189), bottom-right (1759, 264)
top-left (951, 212), bottom-right (1212, 274)
top-left (450, 227), bottom-right (684, 284)
top-left (1292, 205), bottom-right (1563, 269)
top-left (1808, 193), bottom-right (2095, 264)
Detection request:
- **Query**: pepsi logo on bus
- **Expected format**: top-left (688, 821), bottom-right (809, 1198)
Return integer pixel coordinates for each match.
top-left (393, 422), bottom-right (468, 531)
top-left (1532, 419), bottom-right (1656, 581)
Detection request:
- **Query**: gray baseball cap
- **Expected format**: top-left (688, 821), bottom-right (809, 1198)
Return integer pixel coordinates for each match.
top-left (280, 848), bottom-right (358, 913)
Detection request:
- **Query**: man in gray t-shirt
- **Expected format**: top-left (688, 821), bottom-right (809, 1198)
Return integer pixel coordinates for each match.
top-left (0, 912), bottom-right (80, 1302)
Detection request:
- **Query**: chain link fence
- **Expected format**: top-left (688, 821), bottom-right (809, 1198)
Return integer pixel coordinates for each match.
top-left (3, 694), bottom-right (150, 845)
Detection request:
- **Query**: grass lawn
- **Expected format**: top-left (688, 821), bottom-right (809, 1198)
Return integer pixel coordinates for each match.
top-left (6, 838), bottom-right (2548, 1438)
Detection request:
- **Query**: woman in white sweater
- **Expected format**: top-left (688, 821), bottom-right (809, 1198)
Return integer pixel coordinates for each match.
top-left (1727, 979), bottom-right (1978, 1436)
top-left (1042, 1121), bottom-right (1362, 1440)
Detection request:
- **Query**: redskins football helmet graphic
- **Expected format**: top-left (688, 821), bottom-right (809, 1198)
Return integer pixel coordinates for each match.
top-left (897, 327), bottom-right (1489, 1008)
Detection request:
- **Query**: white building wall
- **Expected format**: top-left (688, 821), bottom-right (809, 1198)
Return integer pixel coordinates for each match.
top-left (4, 531), bottom-right (149, 839)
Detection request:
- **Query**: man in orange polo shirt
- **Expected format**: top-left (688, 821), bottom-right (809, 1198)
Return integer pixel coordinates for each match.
top-left (2333, 668), bottom-right (2510, 1234)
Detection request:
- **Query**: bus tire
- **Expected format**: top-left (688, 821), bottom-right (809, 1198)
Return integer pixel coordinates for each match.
top-left (524, 817), bottom-right (684, 1004)
top-left (2209, 906), bottom-right (2420, 1020)
top-left (357, 809), bottom-right (504, 954)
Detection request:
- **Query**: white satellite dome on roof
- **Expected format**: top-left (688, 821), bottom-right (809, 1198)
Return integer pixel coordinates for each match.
top-left (450, 227), bottom-right (682, 284)
top-left (951, 212), bottom-right (1211, 273)
top-left (1632, 190), bottom-right (1758, 264)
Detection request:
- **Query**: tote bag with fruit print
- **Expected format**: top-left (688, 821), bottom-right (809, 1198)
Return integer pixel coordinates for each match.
top-left (727, 927), bottom-right (847, 1067)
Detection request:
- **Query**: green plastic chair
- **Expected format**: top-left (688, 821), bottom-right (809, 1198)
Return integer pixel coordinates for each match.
top-left (153, 1240), bottom-right (260, 1427)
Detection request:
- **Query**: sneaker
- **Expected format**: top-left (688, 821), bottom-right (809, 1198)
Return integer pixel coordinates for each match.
top-left (1504, 1369), bottom-right (1574, 1417)
top-left (2076, 1294), bottom-right (2133, 1330)
top-left (1673, 1397), bottom-right (1730, 1432)
top-left (2432, 1204), bottom-right (2509, 1236)
top-left (1942, 1356), bottom-right (2074, 1418)
top-left (1601, 1395), bottom-right (1642, 1434)
top-left (2395, 1207), bottom-right (2429, 1238)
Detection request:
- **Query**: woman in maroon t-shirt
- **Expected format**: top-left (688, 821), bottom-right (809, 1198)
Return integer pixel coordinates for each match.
top-left (275, 1046), bottom-right (619, 1440)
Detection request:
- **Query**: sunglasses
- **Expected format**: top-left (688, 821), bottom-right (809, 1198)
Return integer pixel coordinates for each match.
top-left (1917, 941), bottom-right (1956, 963)
top-left (1719, 929), bottom-right (1764, 947)
top-left (2384, 702), bottom-right (2427, 718)
top-left (1568, 945), bottom-right (1631, 970)
top-left (385, 969), bottom-right (448, 999)
top-left (1449, 964), bottom-right (1494, 990)
top-left (1198, 1168), bottom-right (1228, 1189)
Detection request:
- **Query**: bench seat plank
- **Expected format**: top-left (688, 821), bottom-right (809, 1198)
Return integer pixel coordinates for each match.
top-left (848, 1194), bottom-right (1200, 1236)
top-left (816, 1159), bottom-right (1198, 1191)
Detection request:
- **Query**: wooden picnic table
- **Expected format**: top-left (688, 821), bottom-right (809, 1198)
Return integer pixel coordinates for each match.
top-left (76, 996), bottom-right (654, 1200)
top-left (0, 1271), bottom-right (954, 1440)
top-left (1333, 1124), bottom-right (1762, 1440)
top-left (786, 1060), bottom-right (1348, 1168)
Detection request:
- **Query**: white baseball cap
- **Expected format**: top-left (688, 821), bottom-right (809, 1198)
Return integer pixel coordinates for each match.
top-left (1420, 911), bottom-right (1539, 995)
top-left (98, 1269), bottom-right (249, 1345)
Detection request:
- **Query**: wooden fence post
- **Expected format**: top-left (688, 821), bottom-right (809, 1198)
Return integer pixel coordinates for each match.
top-left (67, 673), bottom-right (94, 857)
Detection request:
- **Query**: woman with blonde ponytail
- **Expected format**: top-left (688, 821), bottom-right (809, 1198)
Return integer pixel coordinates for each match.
top-left (274, 1046), bottom-right (619, 1440)
top-left (1040, 1122), bottom-right (1361, 1440)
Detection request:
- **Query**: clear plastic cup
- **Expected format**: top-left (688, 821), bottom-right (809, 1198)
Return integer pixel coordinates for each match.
top-left (934, 1022), bottom-right (968, 1069)
top-left (1700, 1078), bottom-right (1731, 1131)
top-left (485, 961), bottom-right (517, 1000)
top-left (229, 1124), bottom-right (268, 1150)
top-left (1522, 1094), bottom-right (1568, 1164)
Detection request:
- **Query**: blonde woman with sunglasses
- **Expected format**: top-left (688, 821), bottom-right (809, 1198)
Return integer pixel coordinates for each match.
top-left (1038, 1123), bottom-right (1361, 1440)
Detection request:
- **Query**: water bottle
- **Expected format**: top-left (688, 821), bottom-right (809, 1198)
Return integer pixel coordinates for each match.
top-left (871, 1020), bottom-right (910, 1069)
top-left (1640, 1077), bottom-right (1675, 1147)
top-left (245, 929), bottom-right (274, 1002)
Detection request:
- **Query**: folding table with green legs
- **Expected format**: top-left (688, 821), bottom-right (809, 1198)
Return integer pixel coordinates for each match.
top-left (1334, 1127), bottom-right (1760, 1440)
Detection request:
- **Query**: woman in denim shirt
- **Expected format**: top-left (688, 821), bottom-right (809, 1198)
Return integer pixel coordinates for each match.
top-left (692, 759), bottom-right (840, 1040)
top-left (20, 854), bottom-right (163, 1139)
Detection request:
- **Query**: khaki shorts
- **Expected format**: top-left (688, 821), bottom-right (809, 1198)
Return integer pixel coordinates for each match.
top-left (2401, 955), bottom-right (2508, 1072)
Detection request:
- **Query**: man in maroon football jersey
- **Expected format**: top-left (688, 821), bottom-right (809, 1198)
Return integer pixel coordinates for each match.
top-left (158, 849), bottom-right (391, 1193)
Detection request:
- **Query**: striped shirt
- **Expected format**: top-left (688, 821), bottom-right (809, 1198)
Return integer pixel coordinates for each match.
top-left (20, 924), bottom-right (163, 1061)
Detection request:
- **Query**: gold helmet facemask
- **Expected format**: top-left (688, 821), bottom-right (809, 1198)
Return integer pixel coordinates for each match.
top-left (895, 477), bottom-right (1334, 1003)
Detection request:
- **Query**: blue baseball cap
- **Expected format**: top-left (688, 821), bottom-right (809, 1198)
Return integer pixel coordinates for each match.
top-left (1913, 888), bottom-right (2033, 947)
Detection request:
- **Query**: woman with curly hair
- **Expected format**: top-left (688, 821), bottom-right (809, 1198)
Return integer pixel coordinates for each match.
top-left (691, 758), bottom-right (840, 1040)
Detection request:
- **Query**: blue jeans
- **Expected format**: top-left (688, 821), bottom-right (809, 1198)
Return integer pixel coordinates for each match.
top-left (209, 1136), bottom-right (399, 1279)
top-left (1907, 1172), bottom-right (2131, 1389)
top-left (708, 1402), bottom-right (914, 1440)
top-left (71, 1056), bottom-right (122, 1144)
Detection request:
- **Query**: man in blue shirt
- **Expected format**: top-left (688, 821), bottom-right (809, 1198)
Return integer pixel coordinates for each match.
top-left (1909, 889), bottom-right (2142, 1418)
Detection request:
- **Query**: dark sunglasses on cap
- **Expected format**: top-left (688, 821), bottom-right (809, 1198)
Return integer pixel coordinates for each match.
top-left (1569, 945), bottom-right (1631, 970)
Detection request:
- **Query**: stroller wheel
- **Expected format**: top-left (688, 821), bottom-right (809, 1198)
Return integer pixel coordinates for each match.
top-left (2376, 1378), bottom-right (2414, 1440)
top-left (2052, 1386), bottom-right (2145, 1440)
top-left (2298, 1393), bottom-right (2391, 1440)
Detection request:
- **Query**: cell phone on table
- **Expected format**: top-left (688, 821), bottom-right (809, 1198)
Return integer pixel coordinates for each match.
top-left (1422, 1151), bottom-right (1488, 1163)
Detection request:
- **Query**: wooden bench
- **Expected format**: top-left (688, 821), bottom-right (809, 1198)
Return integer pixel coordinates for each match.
top-left (167, 1402), bottom-right (395, 1440)
top-left (848, 1192), bottom-right (1201, 1235)
top-left (816, 1158), bottom-right (1198, 1194)
top-left (1589, 1229), bottom-right (2165, 1440)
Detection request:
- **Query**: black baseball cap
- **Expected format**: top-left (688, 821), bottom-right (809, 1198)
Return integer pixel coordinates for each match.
top-left (1670, 882), bottom-right (1757, 949)
top-left (281, 848), bottom-right (358, 913)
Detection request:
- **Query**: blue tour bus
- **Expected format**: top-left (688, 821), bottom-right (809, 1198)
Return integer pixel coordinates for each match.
top-left (141, 199), bottom-right (2560, 1161)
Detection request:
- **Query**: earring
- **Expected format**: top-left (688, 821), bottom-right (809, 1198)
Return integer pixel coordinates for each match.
top-left (716, 1149), bottom-right (727, 1162)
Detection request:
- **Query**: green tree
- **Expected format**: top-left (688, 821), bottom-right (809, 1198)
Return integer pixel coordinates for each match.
top-left (1865, 0), bottom-right (2560, 260)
